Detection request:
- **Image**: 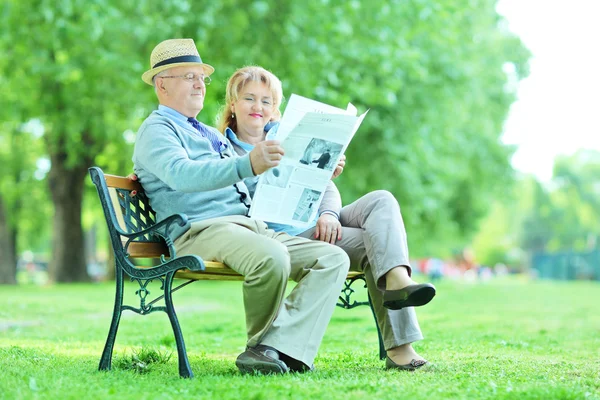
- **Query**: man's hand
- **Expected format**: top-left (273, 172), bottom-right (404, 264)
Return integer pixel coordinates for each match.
top-left (127, 173), bottom-right (138, 197)
top-left (249, 140), bottom-right (285, 175)
top-left (332, 154), bottom-right (346, 179)
top-left (314, 214), bottom-right (342, 244)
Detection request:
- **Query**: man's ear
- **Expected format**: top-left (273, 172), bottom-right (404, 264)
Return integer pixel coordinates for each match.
top-left (156, 78), bottom-right (168, 94)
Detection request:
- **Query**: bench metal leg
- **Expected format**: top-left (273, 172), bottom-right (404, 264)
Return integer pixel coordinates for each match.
top-left (99, 269), bottom-right (124, 371)
top-left (367, 292), bottom-right (386, 360)
top-left (163, 272), bottom-right (194, 378)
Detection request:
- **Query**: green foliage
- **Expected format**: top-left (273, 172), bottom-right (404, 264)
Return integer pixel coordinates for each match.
top-left (2, 0), bottom-right (197, 279)
top-left (472, 150), bottom-right (600, 267)
top-left (0, 279), bottom-right (599, 399)
top-left (518, 151), bottom-right (600, 254)
top-left (471, 202), bottom-right (517, 267)
top-left (0, 122), bottom-right (51, 253)
top-left (176, 0), bottom-right (530, 255)
top-left (5, 0), bottom-right (181, 166)
top-left (1, 0), bottom-right (531, 275)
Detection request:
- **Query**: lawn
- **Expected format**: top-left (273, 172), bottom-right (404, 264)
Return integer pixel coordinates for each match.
top-left (1, 276), bottom-right (599, 399)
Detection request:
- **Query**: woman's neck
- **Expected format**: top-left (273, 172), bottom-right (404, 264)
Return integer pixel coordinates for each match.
top-left (236, 126), bottom-right (265, 146)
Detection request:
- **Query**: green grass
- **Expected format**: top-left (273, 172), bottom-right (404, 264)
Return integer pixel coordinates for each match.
top-left (1, 276), bottom-right (599, 399)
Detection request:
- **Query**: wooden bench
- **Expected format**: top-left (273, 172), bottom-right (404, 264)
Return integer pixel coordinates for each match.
top-left (89, 166), bottom-right (384, 378)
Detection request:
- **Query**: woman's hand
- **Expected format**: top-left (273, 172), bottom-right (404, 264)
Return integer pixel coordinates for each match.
top-left (314, 214), bottom-right (342, 244)
top-left (332, 154), bottom-right (346, 179)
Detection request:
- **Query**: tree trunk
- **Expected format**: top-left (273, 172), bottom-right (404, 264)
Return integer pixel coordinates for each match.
top-left (47, 153), bottom-right (92, 283)
top-left (0, 194), bottom-right (17, 284)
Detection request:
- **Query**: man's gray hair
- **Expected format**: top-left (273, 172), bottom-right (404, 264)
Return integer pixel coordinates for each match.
top-left (153, 71), bottom-right (167, 93)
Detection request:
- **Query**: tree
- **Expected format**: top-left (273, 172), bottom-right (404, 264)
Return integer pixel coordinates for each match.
top-left (180, 0), bottom-right (529, 255)
top-left (0, 193), bottom-right (16, 284)
top-left (3, 0), bottom-right (192, 282)
top-left (548, 150), bottom-right (600, 251)
top-left (472, 150), bottom-right (600, 268)
top-left (0, 122), bottom-right (49, 284)
top-left (3, 0), bottom-right (530, 282)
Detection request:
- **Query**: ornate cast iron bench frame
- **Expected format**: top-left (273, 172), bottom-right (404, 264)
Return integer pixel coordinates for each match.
top-left (89, 166), bottom-right (385, 378)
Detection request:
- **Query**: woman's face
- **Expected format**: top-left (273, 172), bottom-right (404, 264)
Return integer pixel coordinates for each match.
top-left (231, 81), bottom-right (276, 135)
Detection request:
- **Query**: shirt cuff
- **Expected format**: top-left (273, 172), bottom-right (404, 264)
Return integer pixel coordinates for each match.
top-left (236, 153), bottom-right (256, 178)
top-left (319, 210), bottom-right (340, 220)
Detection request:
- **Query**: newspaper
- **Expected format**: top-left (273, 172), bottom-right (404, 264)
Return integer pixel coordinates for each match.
top-left (249, 94), bottom-right (368, 227)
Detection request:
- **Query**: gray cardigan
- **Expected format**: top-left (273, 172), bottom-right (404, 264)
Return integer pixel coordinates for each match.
top-left (132, 106), bottom-right (255, 240)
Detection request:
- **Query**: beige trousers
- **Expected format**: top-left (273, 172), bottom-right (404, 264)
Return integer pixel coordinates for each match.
top-left (174, 215), bottom-right (350, 366)
top-left (299, 190), bottom-right (423, 350)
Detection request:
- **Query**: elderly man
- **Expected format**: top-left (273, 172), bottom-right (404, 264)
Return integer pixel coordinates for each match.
top-left (132, 38), bottom-right (350, 374)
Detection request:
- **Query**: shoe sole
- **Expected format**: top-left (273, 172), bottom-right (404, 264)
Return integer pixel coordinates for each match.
top-left (385, 359), bottom-right (428, 371)
top-left (235, 359), bottom-right (289, 375)
top-left (383, 286), bottom-right (436, 310)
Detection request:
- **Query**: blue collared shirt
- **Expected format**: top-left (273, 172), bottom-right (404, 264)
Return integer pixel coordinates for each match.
top-left (225, 127), bottom-right (255, 153)
top-left (159, 105), bottom-right (228, 153)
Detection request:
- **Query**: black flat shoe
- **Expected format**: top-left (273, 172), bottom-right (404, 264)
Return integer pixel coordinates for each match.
top-left (383, 283), bottom-right (436, 310)
top-left (385, 356), bottom-right (428, 371)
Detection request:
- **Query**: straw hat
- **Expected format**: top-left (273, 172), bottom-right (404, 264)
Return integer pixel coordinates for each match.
top-left (141, 38), bottom-right (215, 85)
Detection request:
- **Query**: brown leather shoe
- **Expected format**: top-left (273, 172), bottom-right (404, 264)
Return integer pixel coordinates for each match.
top-left (235, 345), bottom-right (289, 375)
top-left (383, 283), bottom-right (436, 310)
top-left (385, 356), bottom-right (428, 371)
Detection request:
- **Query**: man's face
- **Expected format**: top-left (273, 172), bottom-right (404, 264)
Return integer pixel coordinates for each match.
top-left (155, 65), bottom-right (208, 117)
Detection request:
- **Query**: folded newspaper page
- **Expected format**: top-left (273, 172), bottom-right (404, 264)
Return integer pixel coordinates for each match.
top-left (249, 94), bottom-right (368, 227)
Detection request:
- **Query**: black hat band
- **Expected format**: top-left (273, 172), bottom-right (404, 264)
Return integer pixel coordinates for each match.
top-left (153, 55), bottom-right (203, 69)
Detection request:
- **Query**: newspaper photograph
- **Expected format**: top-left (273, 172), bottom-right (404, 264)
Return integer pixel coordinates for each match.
top-left (249, 95), bottom-right (368, 227)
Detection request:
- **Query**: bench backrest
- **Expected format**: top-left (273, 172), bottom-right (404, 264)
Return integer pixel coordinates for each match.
top-left (89, 167), bottom-right (170, 266)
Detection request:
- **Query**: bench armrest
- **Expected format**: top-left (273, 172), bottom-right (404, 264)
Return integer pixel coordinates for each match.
top-left (127, 254), bottom-right (206, 280)
top-left (122, 213), bottom-right (188, 259)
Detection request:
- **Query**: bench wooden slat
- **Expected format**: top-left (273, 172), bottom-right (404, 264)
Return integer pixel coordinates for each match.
top-left (175, 270), bottom-right (246, 281)
top-left (104, 173), bottom-right (143, 191)
top-left (129, 240), bottom-right (366, 281)
top-left (173, 266), bottom-right (365, 281)
top-left (127, 241), bottom-right (170, 258)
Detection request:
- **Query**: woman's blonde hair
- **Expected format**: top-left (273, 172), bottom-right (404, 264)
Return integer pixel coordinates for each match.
top-left (217, 66), bottom-right (284, 134)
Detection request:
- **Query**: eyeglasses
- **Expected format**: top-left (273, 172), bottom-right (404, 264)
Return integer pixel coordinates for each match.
top-left (159, 73), bottom-right (211, 85)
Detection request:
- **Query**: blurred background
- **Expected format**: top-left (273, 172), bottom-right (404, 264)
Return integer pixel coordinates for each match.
top-left (1, 0), bottom-right (598, 285)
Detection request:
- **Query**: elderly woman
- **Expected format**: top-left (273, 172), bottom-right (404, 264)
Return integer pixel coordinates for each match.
top-left (217, 66), bottom-right (436, 371)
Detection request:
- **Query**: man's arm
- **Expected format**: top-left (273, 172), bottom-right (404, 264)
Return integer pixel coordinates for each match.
top-left (134, 123), bottom-right (253, 192)
top-left (134, 122), bottom-right (281, 193)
